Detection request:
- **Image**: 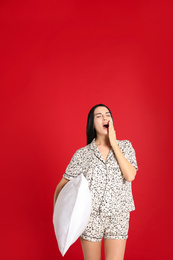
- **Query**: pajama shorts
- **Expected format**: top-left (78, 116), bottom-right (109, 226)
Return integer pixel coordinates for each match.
top-left (80, 211), bottom-right (130, 242)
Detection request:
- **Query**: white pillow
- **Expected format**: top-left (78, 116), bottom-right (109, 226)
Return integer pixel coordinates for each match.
top-left (53, 173), bottom-right (92, 256)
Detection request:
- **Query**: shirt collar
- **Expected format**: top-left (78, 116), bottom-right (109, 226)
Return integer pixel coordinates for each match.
top-left (89, 138), bottom-right (115, 164)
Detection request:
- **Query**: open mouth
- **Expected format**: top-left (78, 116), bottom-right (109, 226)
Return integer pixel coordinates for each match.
top-left (103, 123), bottom-right (109, 129)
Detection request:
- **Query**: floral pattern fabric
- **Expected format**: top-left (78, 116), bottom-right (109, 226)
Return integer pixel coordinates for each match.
top-left (63, 138), bottom-right (138, 216)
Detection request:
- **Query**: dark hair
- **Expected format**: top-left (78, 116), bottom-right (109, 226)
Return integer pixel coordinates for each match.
top-left (86, 104), bottom-right (114, 145)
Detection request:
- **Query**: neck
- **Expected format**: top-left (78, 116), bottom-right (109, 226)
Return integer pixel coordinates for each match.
top-left (95, 135), bottom-right (111, 146)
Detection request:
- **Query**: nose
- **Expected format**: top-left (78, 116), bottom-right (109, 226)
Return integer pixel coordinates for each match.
top-left (103, 115), bottom-right (107, 121)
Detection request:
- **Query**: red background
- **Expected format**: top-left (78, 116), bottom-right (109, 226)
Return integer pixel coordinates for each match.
top-left (1, 1), bottom-right (173, 259)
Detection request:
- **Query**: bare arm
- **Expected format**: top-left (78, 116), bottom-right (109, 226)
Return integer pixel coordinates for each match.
top-left (53, 177), bottom-right (69, 207)
top-left (108, 121), bottom-right (137, 182)
top-left (112, 143), bottom-right (137, 182)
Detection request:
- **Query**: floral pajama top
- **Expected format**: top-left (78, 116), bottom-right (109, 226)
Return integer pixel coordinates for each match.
top-left (63, 138), bottom-right (138, 216)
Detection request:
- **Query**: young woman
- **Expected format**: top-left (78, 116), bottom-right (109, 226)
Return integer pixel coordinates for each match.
top-left (54, 104), bottom-right (138, 260)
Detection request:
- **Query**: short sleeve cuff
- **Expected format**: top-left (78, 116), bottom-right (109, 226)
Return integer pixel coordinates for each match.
top-left (63, 173), bottom-right (74, 181)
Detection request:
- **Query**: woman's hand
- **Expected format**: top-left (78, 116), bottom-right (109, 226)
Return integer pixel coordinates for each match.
top-left (108, 120), bottom-right (117, 147)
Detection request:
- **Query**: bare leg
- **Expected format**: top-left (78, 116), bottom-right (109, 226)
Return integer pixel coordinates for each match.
top-left (80, 237), bottom-right (102, 260)
top-left (104, 239), bottom-right (127, 260)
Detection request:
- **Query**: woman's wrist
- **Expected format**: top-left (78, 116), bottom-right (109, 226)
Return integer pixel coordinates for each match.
top-left (111, 142), bottom-right (119, 152)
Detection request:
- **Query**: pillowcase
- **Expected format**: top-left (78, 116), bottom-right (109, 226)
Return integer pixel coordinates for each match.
top-left (53, 173), bottom-right (92, 256)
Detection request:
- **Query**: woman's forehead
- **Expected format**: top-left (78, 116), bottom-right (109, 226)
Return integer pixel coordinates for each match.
top-left (94, 106), bottom-right (110, 114)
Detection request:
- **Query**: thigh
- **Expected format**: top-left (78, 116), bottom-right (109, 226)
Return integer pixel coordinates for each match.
top-left (104, 239), bottom-right (127, 260)
top-left (80, 237), bottom-right (102, 260)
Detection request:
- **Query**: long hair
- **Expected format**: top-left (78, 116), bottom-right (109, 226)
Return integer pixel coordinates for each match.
top-left (86, 104), bottom-right (114, 145)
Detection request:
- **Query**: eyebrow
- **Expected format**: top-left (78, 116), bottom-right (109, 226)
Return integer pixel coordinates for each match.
top-left (94, 112), bottom-right (111, 116)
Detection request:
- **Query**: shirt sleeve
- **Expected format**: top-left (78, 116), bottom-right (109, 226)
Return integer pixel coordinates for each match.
top-left (63, 149), bottom-right (83, 180)
top-left (124, 140), bottom-right (138, 171)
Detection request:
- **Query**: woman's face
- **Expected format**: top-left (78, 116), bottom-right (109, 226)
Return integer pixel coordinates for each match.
top-left (93, 106), bottom-right (113, 135)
